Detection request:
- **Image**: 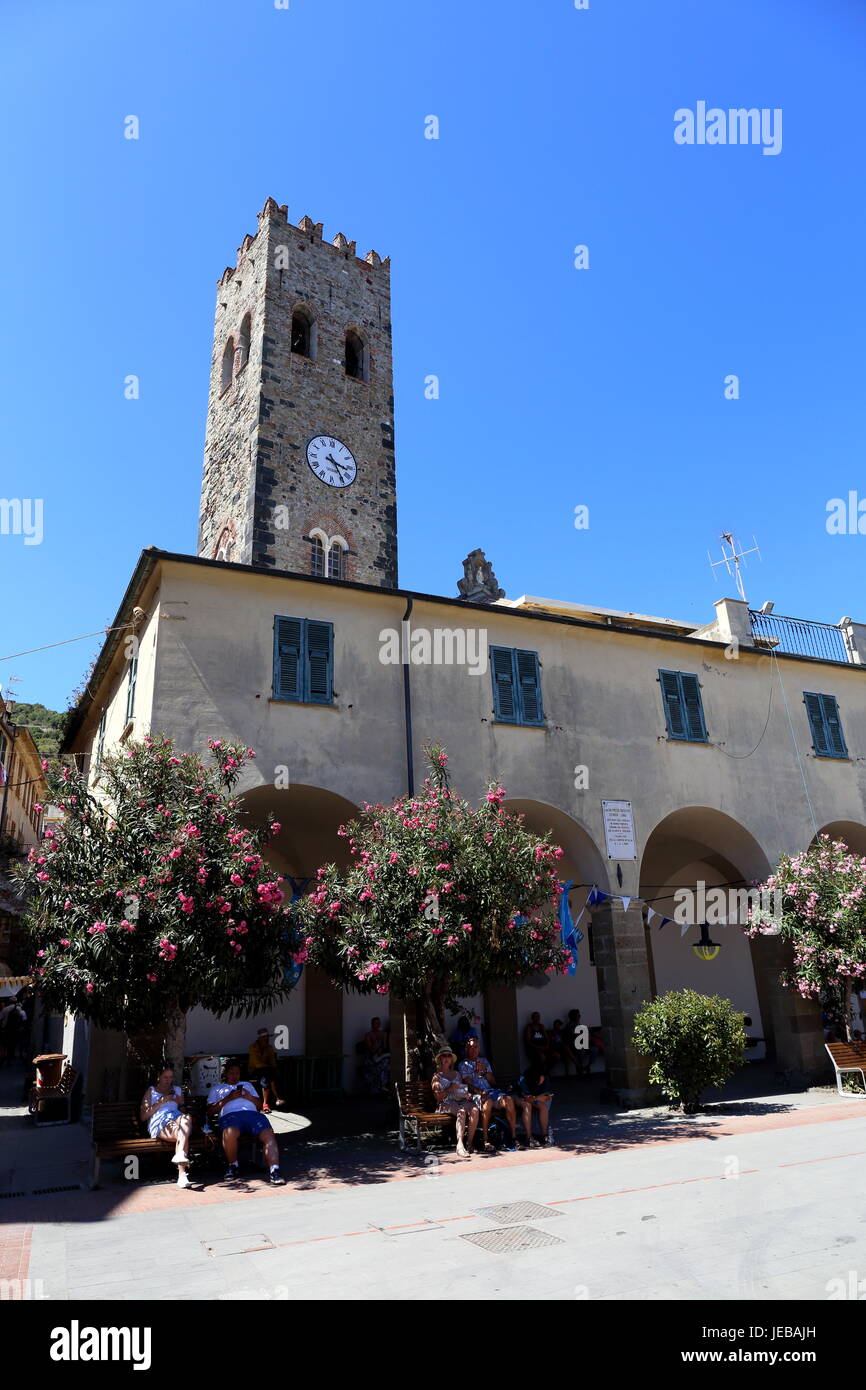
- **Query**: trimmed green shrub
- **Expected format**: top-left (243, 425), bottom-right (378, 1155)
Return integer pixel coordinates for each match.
top-left (632, 989), bottom-right (747, 1113)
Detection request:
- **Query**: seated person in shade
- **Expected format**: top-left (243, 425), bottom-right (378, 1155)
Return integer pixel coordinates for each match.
top-left (140, 1065), bottom-right (196, 1189)
top-left (431, 1045), bottom-right (480, 1158)
top-left (566, 1008), bottom-right (593, 1076)
top-left (362, 1015), bottom-right (391, 1093)
top-left (514, 1063), bottom-right (555, 1147)
top-left (449, 1015), bottom-right (479, 1061)
top-left (247, 1028), bottom-right (286, 1112)
top-left (524, 1012), bottom-right (550, 1067)
top-left (547, 1018), bottom-right (580, 1076)
top-left (207, 1062), bottom-right (285, 1185)
top-left (458, 1036), bottom-right (518, 1151)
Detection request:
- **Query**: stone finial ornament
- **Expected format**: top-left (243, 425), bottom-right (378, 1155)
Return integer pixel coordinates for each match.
top-left (457, 549), bottom-right (505, 603)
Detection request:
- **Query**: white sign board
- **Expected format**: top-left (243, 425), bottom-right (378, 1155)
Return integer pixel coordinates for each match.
top-left (602, 800), bottom-right (637, 861)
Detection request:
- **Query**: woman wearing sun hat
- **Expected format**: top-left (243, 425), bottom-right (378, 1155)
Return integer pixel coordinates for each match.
top-left (431, 1045), bottom-right (480, 1158)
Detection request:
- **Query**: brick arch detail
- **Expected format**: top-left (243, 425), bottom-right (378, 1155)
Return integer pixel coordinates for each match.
top-left (302, 514), bottom-right (357, 581)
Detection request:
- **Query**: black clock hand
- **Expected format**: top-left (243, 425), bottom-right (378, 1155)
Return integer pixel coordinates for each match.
top-left (326, 453), bottom-right (350, 478)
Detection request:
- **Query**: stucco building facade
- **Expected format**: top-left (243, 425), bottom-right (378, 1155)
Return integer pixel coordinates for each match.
top-left (60, 201), bottom-right (866, 1101)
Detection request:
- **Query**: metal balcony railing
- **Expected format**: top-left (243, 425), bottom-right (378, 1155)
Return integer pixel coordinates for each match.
top-left (749, 611), bottom-right (850, 664)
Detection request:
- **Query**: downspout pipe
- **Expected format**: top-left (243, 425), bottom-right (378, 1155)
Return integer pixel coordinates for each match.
top-left (401, 596), bottom-right (414, 796)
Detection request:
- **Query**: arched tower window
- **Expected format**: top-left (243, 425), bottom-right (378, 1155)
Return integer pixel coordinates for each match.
top-left (310, 534), bottom-right (325, 576)
top-left (344, 329), bottom-right (368, 382)
top-left (238, 314), bottom-right (251, 370)
top-left (292, 306), bottom-right (316, 359)
top-left (221, 337), bottom-right (235, 393)
top-left (327, 538), bottom-right (348, 580)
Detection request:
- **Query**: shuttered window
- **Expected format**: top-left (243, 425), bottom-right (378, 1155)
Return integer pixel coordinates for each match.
top-left (125, 654), bottom-right (138, 723)
top-left (96, 708), bottom-right (107, 767)
top-left (659, 670), bottom-right (708, 742)
top-left (804, 692), bottom-right (848, 759)
top-left (490, 646), bottom-right (544, 725)
top-left (273, 617), bottom-right (333, 704)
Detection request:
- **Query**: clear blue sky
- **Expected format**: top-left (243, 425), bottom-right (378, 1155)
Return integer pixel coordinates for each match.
top-left (2, 0), bottom-right (865, 713)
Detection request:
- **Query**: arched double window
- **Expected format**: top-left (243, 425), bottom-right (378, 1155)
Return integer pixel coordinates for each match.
top-left (309, 530), bottom-right (348, 580)
top-left (344, 329), bottom-right (368, 382)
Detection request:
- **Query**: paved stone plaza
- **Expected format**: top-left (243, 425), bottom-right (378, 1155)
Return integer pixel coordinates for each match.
top-left (3, 1061), bottom-right (866, 1303)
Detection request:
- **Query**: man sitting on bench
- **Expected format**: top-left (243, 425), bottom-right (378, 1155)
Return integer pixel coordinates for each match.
top-left (207, 1063), bottom-right (285, 1185)
top-left (458, 1037), bottom-right (518, 1151)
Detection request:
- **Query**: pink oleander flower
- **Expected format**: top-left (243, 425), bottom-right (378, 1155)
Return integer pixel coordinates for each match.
top-left (85, 982), bottom-right (94, 992)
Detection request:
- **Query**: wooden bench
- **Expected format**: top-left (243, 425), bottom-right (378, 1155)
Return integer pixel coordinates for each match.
top-left (826, 1041), bottom-right (866, 1097)
top-left (395, 1080), bottom-right (456, 1154)
top-left (90, 1100), bottom-right (214, 1189)
top-left (28, 1063), bottom-right (79, 1126)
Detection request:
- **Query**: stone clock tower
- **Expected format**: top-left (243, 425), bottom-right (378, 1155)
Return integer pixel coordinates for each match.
top-left (198, 197), bottom-right (397, 587)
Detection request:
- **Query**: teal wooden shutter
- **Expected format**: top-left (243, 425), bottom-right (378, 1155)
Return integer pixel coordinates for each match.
top-left (804, 692), bottom-right (829, 756)
top-left (274, 617), bottom-right (303, 700)
top-left (491, 646), bottom-right (517, 721)
top-left (125, 654), bottom-right (138, 722)
top-left (306, 621), bottom-right (333, 704)
top-left (660, 671), bottom-right (707, 741)
top-left (806, 692), bottom-right (847, 757)
top-left (659, 670), bottom-right (686, 739)
top-left (515, 650), bottom-right (543, 724)
top-left (822, 695), bottom-right (847, 757)
top-left (680, 673), bottom-right (707, 741)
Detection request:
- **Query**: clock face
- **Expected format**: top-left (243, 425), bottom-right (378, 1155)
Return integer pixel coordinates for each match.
top-left (306, 435), bottom-right (357, 489)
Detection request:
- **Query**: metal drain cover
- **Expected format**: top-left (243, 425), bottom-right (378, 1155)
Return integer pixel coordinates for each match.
top-left (204, 1234), bottom-right (275, 1257)
top-left (461, 1225), bottom-right (564, 1253)
top-left (476, 1201), bottom-right (561, 1224)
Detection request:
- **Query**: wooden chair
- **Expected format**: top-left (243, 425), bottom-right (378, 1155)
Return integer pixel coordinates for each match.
top-left (825, 1041), bottom-right (866, 1097)
top-left (28, 1063), bottom-right (79, 1126)
top-left (394, 1079), bottom-right (456, 1154)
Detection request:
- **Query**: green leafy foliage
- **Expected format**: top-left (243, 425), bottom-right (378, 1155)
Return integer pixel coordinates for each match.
top-left (8, 703), bottom-right (64, 759)
top-left (632, 989), bottom-right (746, 1113)
top-left (17, 735), bottom-right (301, 1033)
top-left (296, 745), bottom-right (571, 1034)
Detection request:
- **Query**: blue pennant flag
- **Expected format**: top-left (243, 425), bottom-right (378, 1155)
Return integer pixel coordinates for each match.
top-left (558, 879), bottom-right (585, 975)
top-left (283, 875), bottom-right (312, 987)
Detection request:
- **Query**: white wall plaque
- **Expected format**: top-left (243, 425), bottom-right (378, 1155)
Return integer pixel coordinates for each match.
top-left (602, 799), bottom-right (637, 861)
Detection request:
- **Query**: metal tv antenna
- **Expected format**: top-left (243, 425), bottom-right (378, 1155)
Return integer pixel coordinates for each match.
top-left (707, 533), bottom-right (761, 605)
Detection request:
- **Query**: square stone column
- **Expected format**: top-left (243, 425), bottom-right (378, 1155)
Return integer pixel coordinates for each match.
top-left (590, 899), bottom-right (654, 1104)
top-left (750, 934), bottom-right (828, 1081)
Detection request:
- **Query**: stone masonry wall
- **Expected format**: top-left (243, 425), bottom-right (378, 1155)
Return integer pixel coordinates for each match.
top-left (198, 198), bottom-right (398, 587)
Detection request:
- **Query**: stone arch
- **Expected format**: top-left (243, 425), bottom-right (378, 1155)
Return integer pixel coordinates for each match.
top-left (813, 820), bottom-right (866, 856)
top-left (238, 782), bottom-right (360, 878)
top-left (211, 783), bottom-right (364, 1083)
top-left (640, 806), bottom-right (786, 1068)
top-left (498, 799), bottom-right (609, 1073)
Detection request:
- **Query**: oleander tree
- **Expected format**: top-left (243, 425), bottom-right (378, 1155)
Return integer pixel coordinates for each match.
top-left (17, 736), bottom-right (303, 1070)
top-left (745, 834), bottom-right (866, 1038)
top-left (296, 744), bottom-right (571, 1073)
